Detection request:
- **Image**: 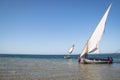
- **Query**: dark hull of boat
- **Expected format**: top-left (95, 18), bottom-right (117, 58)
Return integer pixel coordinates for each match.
top-left (80, 58), bottom-right (113, 64)
top-left (64, 56), bottom-right (71, 59)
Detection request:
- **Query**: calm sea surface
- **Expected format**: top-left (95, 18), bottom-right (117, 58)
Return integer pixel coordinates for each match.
top-left (0, 53), bottom-right (120, 80)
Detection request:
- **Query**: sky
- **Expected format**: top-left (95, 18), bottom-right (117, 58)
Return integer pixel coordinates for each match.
top-left (0, 0), bottom-right (120, 54)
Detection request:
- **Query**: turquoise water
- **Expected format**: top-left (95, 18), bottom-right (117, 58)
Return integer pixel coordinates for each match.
top-left (0, 53), bottom-right (120, 80)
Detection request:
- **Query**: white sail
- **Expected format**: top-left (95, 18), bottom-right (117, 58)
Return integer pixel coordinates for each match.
top-left (68, 44), bottom-right (74, 54)
top-left (80, 4), bottom-right (112, 57)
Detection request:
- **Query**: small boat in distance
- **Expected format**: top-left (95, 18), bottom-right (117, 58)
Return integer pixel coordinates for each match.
top-left (78, 4), bottom-right (113, 64)
top-left (64, 44), bottom-right (74, 59)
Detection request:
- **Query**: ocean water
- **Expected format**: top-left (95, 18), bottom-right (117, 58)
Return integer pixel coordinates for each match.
top-left (0, 53), bottom-right (120, 80)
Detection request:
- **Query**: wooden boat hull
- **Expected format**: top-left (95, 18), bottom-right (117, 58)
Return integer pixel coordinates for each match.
top-left (80, 58), bottom-right (113, 64)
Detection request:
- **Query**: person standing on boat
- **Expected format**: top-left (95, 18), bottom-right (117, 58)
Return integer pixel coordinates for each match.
top-left (107, 56), bottom-right (111, 64)
top-left (78, 56), bottom-right (81, 62)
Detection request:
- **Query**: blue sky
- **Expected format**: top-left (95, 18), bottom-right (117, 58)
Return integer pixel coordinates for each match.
top-left (0, 0), bottom-right (120, 54)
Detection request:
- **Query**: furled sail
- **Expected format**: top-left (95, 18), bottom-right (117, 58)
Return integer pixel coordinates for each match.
top-left (80, 4), bottom-right (112, 58)
top-left (68, 44), bottom-right (74, 54)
